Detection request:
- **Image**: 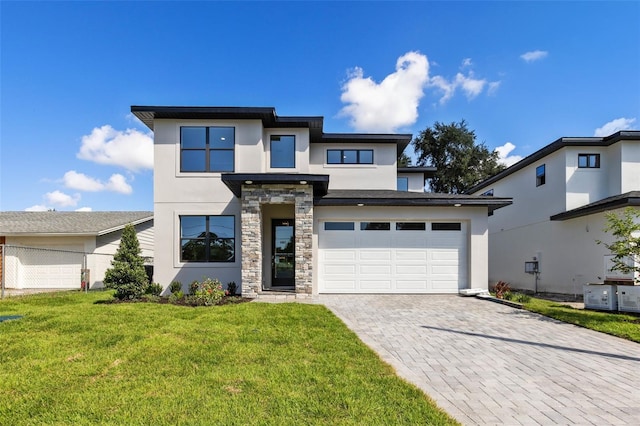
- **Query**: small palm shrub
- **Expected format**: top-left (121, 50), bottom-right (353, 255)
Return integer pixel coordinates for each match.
top-left (492, 281), bottom-right (511, 299)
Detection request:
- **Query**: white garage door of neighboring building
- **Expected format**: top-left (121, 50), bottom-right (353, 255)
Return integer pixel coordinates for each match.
top-left (319, 220), bottom-right (467, 294)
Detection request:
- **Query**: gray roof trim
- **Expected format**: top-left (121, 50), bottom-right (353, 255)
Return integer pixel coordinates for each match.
top-left (397, 167), bottom-right (437, 179)
top-left (319, 133), bottom-right (412, 156)
top-left (0, 211), bottom-right (153, 236)
top-left (550, 191), bottom-right (640, 221)
top-left (314, 190), bottom-right (511, 213)
top-left (467, 130), bottom-right (640, 194)
top-left (221, 173), bottom-right (330, 197)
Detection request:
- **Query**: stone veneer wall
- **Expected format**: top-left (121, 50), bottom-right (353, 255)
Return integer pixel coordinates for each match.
top-left (240, 184), bottom-right (313, 298)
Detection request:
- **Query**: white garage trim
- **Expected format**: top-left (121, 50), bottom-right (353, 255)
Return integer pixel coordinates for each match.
top-left (318, 220), bottom-right (468, 294)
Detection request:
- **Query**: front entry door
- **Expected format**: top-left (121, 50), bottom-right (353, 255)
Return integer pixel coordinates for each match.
top-left (272, 219), bottom-right (295, 287)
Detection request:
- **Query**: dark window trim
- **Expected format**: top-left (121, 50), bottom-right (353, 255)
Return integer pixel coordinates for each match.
top-left (180, 126), bottom-right (235, 173)
top-left (324, 222), bottom-right (355, 231)
top-left (578, 153), bottom-right (600, 169)
top-left (481, 189), bottom-right (494, 196)
top-left (536, 164), bottom-right (546, 187)
top-left (327, 149), bottom-right (374, 164)
top-left (360, 222), bottom-right (390, 231)
top-left (431, 222), bottom-right (462, 231)
top-left (270, 135), bottom-right (296, 169)
top-left (396, 222), bottom-right (426, 231)
top-left (180, 215), bottom-right (235, 263)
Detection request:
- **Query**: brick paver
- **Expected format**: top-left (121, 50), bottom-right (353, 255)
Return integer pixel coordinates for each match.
top-left (319, 295), bottom-right (640, 425)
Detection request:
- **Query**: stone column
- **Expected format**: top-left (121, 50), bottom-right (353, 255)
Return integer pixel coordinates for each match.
top-left (295, 186), bottom-right (314, 295)
top-left (241, 186), bottom-right (261, 298)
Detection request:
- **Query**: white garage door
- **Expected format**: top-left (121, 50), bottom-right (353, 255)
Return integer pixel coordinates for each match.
top-left (319, 220), bottom-right (467, 294)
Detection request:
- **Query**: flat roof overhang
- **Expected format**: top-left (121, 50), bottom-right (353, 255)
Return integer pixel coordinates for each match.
top-left (221, 173), bottom-right (330, 197)
top-left (550, 191), bottom-right (640, 221)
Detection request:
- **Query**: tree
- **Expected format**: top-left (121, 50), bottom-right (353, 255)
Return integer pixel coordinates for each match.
top-left (597, 207), bottom-right (640, 283)
top-left (104, 223), bottom-right (149, 299)
top-left (398, 151), bottom-right (412, 167)
top-left (412, 120), bottom-right (505, 194)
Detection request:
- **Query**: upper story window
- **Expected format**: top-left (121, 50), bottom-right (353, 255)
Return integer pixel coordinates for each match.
top-left (481, 189), bottom-right (494, 196)
top-left (536, 164), bottom-right (546, 187)
top-left (180, 127), bottom-right (234, 172)
top-left (327, 149), bottom-right (374, 164)
top-left (180, 215), bottom-right (235, 262)
top-left (578, 153), bottom-right (600, 168)
top-left (397, 177), bottom-right (409, 191)
top-left (270, 135), bottom-right (295, 168)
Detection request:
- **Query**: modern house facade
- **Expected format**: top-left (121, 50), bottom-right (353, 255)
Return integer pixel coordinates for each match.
top-left (132, 106), bottom-right (510, 298)
top-left (469, 131), bottom-right (640, 295)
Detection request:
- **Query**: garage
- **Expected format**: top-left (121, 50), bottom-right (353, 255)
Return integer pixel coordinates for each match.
top-left (318, 220), bottom-right (468, 293)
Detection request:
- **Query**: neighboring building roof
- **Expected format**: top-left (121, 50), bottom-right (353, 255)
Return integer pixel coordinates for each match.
top-left (0, 211), bottom-right (153, 236)
top-left (467, 130), bottom-right (640, 194)
top-left (130, 105), bottom-right (411, 153)
top-left (550, 191), bottom-right (640, 221)
top-left (314, 190), bottom-right (512, 213)
top-left (221, 173), bottom-right (330, 197)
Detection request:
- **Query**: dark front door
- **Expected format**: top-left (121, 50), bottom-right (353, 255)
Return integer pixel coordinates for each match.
top-left (272, 219), bottom-right (295, 287)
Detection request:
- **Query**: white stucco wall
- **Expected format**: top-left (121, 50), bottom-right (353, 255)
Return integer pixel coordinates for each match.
top-left (397, 172), bottom-right (426, 192)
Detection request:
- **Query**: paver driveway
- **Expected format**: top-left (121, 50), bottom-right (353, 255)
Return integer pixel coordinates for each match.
top-left (319, 295), bottom-right (640, 425)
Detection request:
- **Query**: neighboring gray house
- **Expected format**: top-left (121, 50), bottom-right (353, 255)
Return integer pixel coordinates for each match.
top-left (132, 105), bottom-right (510, 298)
top-left (469, 131), bottom-right (640, 294)
top-left (0, 211), bottom-right (153, 290)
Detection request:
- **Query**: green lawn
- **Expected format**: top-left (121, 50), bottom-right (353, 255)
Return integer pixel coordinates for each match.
top-left (523, 297), bottom-right (640, 343)
top-left (0, 291), bottom-right (457, 425)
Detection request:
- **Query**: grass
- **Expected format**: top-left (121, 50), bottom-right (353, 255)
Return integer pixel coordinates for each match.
top-left (523, 297), bottom-right (640, 343)
top-left (0, 291), bottom-right (457, 425)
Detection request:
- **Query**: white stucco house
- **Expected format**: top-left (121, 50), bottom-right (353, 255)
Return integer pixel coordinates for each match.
top-left (0, 211), bottom-right (153, 290)
top-left (131, 105), bottom-right (511, 298)
top-left (468, 130), bottom-right (640, 295)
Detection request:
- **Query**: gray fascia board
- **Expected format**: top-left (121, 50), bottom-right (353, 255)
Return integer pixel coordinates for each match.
top-left (97, 216), bottom-right (154, 236)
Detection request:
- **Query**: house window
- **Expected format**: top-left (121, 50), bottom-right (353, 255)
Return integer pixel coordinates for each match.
top-left (180, 127), bottom-right (234, 172)
top-left (327, 149), bottom-right (374, 164)
top-left (481, 189), bottom-right (494, 196)
top-left (324, 222), bottom-right (355, 231)
top-left (536, 164), bottom-right (546, 187)
top-left (360, 222), bottom-right (390, 231)
top-left (270, 135), bottom-right (295, 168)
top-left (578, 154), bottom-right (600, 168)
top-left (431, 222), bottom-right (462, 231)
top-left (180, 215), bottom-right (235, 262)
top-left (397, 177), bottom-right (409, 191)
top-left (396, 222), bottom-right (426, 231)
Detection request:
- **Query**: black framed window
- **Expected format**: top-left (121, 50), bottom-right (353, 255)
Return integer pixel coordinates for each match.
top-left (536, 164), bottom-right (546, 187)
top-left (578, 154), bottom-right (600, 168)
top-left (180, 127), bottom-right (234, 172)
top-left (180, 215), bottom-right (235, 262)
top-left (324, 222), bottom-right (355, 231)
top-left (432, 222), bottom-right (461, 231)
top-left (327, 149), bottom-right (374, 164)
top-left (481, 189), bottom-right (494, 196)
top-left (360, 222), bottom-right (390, 231)
top-left (270, 135), bottom-right (295, 168)
top-left (397, 177), bottom-right (409, 191)
top-left (396, 222), bottom-right (426, 231)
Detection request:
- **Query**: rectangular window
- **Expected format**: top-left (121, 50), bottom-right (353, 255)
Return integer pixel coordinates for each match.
top-left (180, 127), bottom-right (234, 172)
top-left (536, 164), bottom-right (546, 187)
top-left (396, 222), bottom-right (426, 231)
top-left (324, 222), bottom-right (355, 231)
top-left (180, 215), bottom-right (235, 262)
top-left (327, 149), bottom-right (374, 164)
top-left (270, 135), bottom-right (295, 168)
top-left (360, 222), bottom-right (390, 231)
top-left (481, 189), bottom-right (494, 196)
top-left (578, 154), bottom-right (600, 168)
top-left (397, 177), bottom-right (409, 191)
top-left (431, 222), bottom-right (461, 231)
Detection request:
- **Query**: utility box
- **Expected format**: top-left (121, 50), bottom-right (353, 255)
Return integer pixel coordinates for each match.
top-left (617, 285), bottom-right (640, 313)
top-left (584, 284), bottom-right (618, 311)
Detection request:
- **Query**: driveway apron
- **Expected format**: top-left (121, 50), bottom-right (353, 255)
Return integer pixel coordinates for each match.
top-left (319, 294), bottom-right (640, 425)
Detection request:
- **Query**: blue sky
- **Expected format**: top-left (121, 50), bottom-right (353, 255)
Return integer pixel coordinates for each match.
top-left (1, 1), bottom-right (638, 212)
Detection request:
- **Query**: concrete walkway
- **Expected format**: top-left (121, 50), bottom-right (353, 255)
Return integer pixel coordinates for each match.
top-left (319, 295), bottom-right (640, 425)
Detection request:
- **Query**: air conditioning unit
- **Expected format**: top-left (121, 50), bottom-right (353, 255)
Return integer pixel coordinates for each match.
top-left (617, 286), bottom-right (640, 313)
top-left (583, 284), bottom-right (618, 311)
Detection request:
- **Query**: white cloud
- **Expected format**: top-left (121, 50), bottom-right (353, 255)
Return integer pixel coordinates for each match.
top-left (62, 170), bottom-right (132, 194)
top-left (25, 204), bottom-right (49, 212)
top-left (455, 72), bottom-right (486, 100)
top-left (45, 190), bottom-right (80, 207)
top-left (495, 142), bottom-right (523, 167)
top-left (75, 207), bottom-right (93, 212)
top-left (339, 51), bottom-right (429, 132)
top-left (461, 58), bottom-right (472, 68)
top-left (593, 117), bottom-right (637, 137)
top-left (77, 125), bottom-right (153, 172)
top-left (430, 71), bottom-right (489, 104)
top-left (487, 81), bottom-right (501, 96)
top-left (520, 50), bottom-right (548, 62)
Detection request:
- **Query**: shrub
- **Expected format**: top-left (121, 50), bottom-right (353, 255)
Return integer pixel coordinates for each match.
top-left (104, 224), bottom-right (149, 300)
top-left (170, 281), bottom-right (182, 294)
top-left (492, 281), bottom-right (511, 299)
top-left (503, 291), bottom-right (513, 301)
top-left (227, 281), bottom-right (237, 296)
top-left (513, 293), bottom-right (531, 303)
top-left (145, 283), bottom-right (163, 296)
top-left (189, 280), bottom-right (200, 295)
top-left (187, 277), bottom-right (226, 306)
top-left (169, 290), bottom-right (184, 303)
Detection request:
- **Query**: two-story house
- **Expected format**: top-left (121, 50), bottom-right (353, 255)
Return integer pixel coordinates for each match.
top-left (469, 131), bottom-right (640, 295)
top-left (131, 106), bottom-right (510, 298)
